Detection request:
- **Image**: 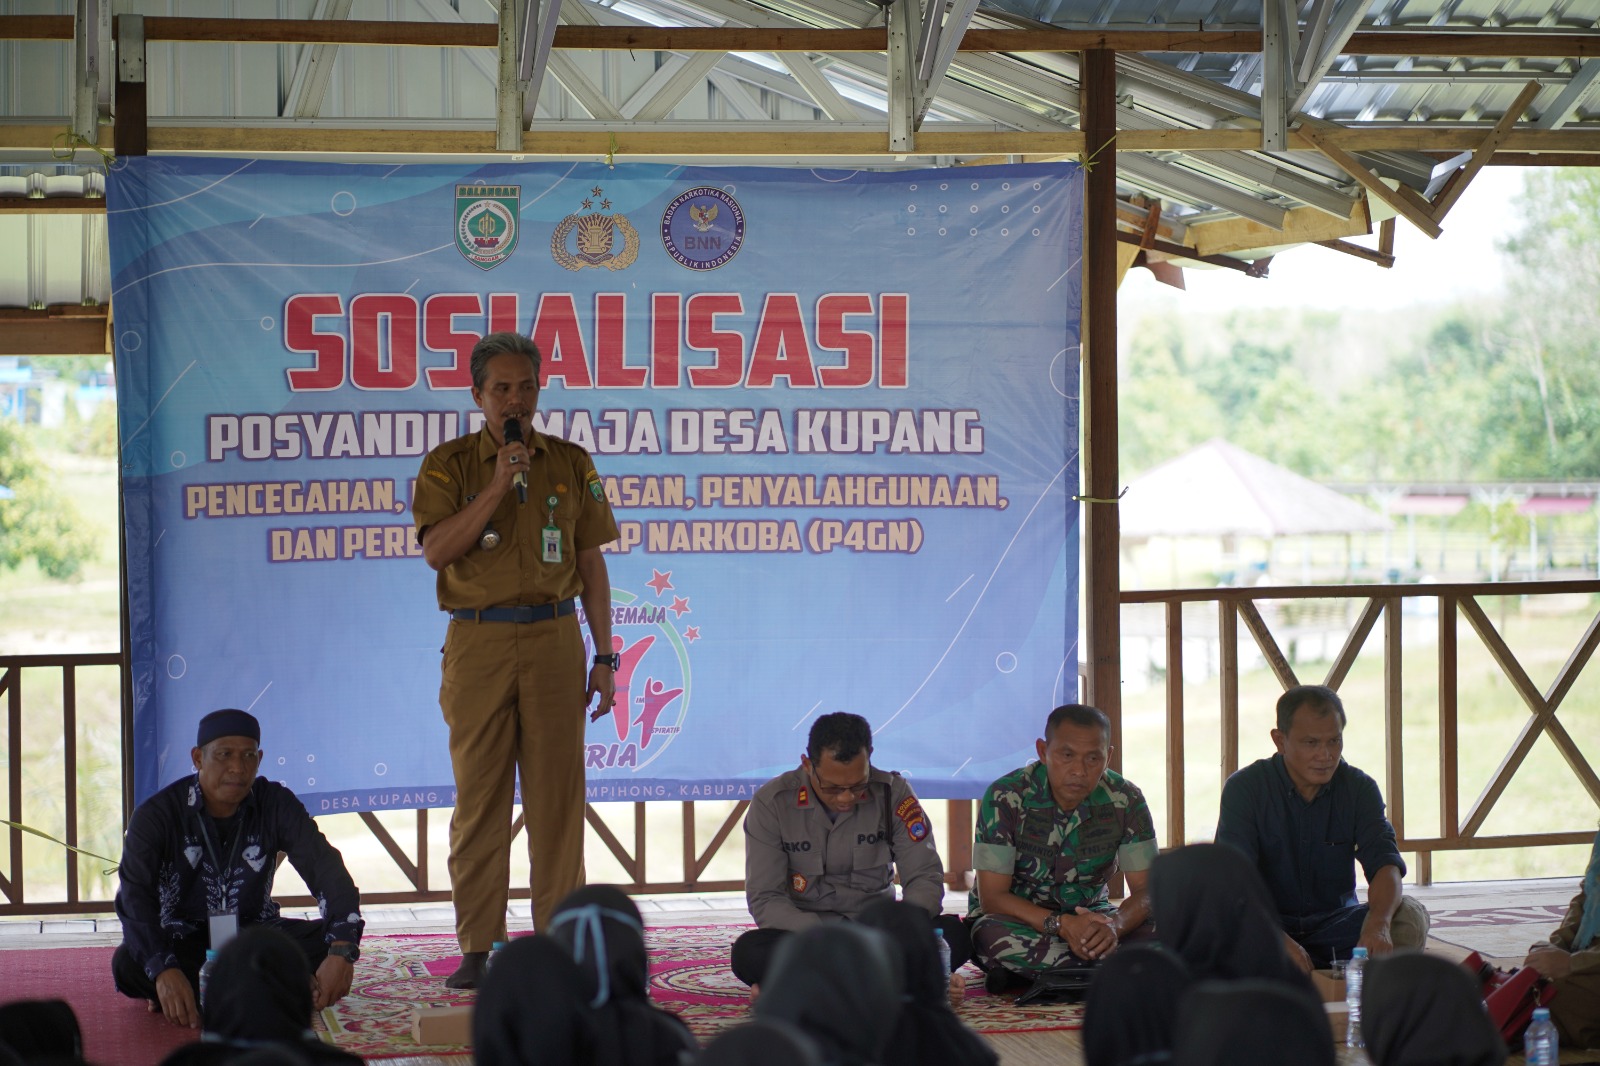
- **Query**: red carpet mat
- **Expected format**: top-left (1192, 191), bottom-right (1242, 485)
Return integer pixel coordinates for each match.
top-left (2, 928), bottom-right (1084, 1062)
top-left (0, 945), bottom-right (198, 1066)
top-left (366, 926), bottom-right (1083, 1056)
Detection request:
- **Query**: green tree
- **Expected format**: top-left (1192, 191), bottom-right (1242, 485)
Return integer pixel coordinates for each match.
top-left (1119, 317), bottom-right (1223, 475)
top-left (0, 420), bottom-right (98, 579)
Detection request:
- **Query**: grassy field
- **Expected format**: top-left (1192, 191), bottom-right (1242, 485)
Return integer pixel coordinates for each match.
top-left (2, 449), bottom-right (1597, 908)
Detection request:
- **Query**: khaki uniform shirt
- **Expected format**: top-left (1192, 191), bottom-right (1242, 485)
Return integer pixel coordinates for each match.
top-left (412, 426), bottom-right (619, 609)
top-left (743, 766), bottom-right (945, 931)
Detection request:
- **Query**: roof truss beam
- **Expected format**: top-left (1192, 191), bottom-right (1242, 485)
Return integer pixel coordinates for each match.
top-left (281, 0), bottom-right (352, 120)
top-left (520, 0), bottom-right (564, 126)
top-left (1292, 0), bottom-right (1374, 112)
top-left (1535, 58), bottom-right (1600, 130)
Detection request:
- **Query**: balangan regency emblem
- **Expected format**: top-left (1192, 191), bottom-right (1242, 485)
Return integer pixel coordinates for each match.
top-left (551, 185), bottom-right (640, 272)
top-left (455, 184), bottom-right (521, 269)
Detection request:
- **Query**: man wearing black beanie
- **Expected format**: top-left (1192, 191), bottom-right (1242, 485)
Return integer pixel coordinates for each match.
top-left (111, 709), bottom-right (365, 1029)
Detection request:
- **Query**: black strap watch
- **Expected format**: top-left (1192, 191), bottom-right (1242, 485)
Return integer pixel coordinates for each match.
top-left (329, 941), bottom-right (360, 963)
top-left (594, 653), bottom-right (621, 670)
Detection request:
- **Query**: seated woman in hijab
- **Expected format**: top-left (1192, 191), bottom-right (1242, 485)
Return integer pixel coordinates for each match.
top-left (856, 900), bottom-right (996, 1066)
top-left (0, 1000), bottom-right (86, 1064)
top-left (694, 1020), bottom-right (822, 1066)
top-left (475, 935), bottom-right (599, 1066)
top-left (755, 923), bottom-right (903, 1066)
top-left (1172, 980), bottom-right (1335, 1066)
top-left (1522, 821), bottom-right (1600, 1050)
top-left (544, 885), bottom-right (696, 1066)
top-left (1361, 953), bottom-right (1506, 1066)
top-left (1149, 843), bottom-right (1312, 991)
top-left (1081, 945), bottom-right (1192, 1066)
top-left (158, 926), bottom-right (362, 1066)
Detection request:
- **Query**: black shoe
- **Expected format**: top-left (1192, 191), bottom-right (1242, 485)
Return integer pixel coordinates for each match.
top-left (984, 967), bottom-right (1026, 995)
top-left (446, 951), bottom-right (489, 989)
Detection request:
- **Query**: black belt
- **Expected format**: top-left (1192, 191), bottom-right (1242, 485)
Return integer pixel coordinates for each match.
top-left (450, 599), bottom-right (577, 624)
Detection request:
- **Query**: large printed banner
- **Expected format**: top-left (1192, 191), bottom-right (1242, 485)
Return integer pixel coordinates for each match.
top-left (108, 157), bottom-right (1081, 812)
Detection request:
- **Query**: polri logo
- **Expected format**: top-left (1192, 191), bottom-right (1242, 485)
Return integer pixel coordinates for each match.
top-left (455, 184), bottom-right (521, 270)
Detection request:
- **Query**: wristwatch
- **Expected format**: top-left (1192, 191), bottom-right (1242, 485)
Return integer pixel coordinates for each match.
top-left (1043, 914), bottom-right (1061, 938)
top-left (328, 941), bottom-right (360, 963)
top-left (594, 652), bottom-right (621, 670)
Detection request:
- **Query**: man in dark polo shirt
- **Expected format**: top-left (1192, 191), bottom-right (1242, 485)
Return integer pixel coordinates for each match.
top-left (1216, 684), bottom-right (1429, 971)
top-left (412, 331), bottom-right (621, 989)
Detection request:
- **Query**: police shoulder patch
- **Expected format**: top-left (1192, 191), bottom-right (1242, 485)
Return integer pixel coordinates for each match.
top-left (796, 785), bottom-right (810, 807)
top-left (427, 469), bottom-right (452, 484)
top-left (791, 872), bottom-right (808, 893)
top-left (896, 796), bottom-right (930, 842)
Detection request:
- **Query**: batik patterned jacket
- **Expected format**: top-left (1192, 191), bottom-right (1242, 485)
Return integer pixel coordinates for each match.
top-left (115, 774), bottom-right (364, 981)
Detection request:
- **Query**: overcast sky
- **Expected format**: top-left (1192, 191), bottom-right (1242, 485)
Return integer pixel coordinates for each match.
top-left (1119, 166), bottom-right (1528, 313)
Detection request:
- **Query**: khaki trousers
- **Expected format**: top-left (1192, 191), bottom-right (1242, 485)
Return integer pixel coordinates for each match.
top-left (440, 615), bottom-right (586, 951)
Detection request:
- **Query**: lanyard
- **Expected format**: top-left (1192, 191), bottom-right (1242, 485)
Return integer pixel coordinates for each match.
top-left (195, 793), bottom-right (246, 882)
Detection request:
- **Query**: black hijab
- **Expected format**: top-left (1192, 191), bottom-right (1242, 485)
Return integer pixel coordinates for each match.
top-left (694, 1020), bottom-right (823, 1066)
top-left (474, 934), bottom-right (597, 1066)
top-left (1082, 945), bottom-right (1193, 1066)
top-left (755, 923), bottom-right (903, 1066)
top-left (1149, 844), bottom-right (1307, 988)
top-left (1172, 980), bottom-right (1336, 1066)
top-left (158, 926), bottom-right (361, 1066)
top-left (856, 901), bottom-right (996, 1066)
top-left (0, 1000), bottom-right (82, 1061)
top-left (1361, 953), bottom-right (1507, 1066)
top-left (546, 885), bottom-right (696, 1066)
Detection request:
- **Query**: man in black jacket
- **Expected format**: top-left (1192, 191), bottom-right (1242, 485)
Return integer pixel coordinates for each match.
top-left (111, 709), bottom-right (365, 1028)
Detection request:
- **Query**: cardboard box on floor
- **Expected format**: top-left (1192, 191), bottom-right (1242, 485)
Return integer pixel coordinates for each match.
top-left (1311, 969), bottom-right (1346, 1003)
top-left (413, 1005), bottom-right (473, 1046)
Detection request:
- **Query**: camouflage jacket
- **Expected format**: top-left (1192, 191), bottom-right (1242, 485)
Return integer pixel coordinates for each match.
top-left (968, 763), bottom-right (1157, 917)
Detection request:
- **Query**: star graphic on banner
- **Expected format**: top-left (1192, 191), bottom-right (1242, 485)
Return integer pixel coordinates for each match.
top-left (684, 626), bottom-right (701, 643)
top-left (669, 595), bottom-right (691, 618)
top-left (591, 185), bottom-right (604, 196)
top-left (581, 198), bottom-right (593, 209)
top-left (601, 199), bottom-right (613, 210)
top-left (646, 570), bottom-right (674, 596)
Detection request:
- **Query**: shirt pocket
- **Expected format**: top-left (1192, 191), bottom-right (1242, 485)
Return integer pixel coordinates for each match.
top-left (850, 839), bottom-right (893, 893)
top-left (788, 846), bottom-right (825, 898)
top-left (1314, 839), bottom-right (1356, 895)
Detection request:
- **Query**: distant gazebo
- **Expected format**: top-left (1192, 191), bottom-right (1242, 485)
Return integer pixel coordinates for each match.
top-left (1120, 438), bottom-right (1389, 583)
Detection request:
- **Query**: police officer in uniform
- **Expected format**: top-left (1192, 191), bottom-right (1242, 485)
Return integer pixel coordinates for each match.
top-left (969, 703), bottom-right (1157, 991)
top-left (733, 712), bottom-right (968, 988)
top-left (412, 331), bottom-right (621, 989)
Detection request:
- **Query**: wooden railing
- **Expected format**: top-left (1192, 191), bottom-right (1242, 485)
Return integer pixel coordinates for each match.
top-left (1121, 580), bottom-right (1600, 884)
top-left (6, 579), bottom-right (1597, 912)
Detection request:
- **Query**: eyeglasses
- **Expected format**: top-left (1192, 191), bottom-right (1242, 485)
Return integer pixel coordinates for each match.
top-left (809, 767), bottom-right (870, 799)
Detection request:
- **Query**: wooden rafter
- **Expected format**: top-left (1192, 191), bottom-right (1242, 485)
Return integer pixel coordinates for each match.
top-left (1427, 79), bottom-right (1542, 222)
top-left (1301, 126), bottom-right (1444, 238)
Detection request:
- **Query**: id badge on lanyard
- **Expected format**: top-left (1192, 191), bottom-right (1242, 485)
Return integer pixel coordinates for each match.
top-left (542, 495), bottom-right (562, 563)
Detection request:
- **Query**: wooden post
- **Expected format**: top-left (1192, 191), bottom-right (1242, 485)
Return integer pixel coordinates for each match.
top-left (113, 14), bottom-right (147, 157)
top-left (1165, 601), bottom-right (1186, 845)
top-left (1081, 48), bottom-right (1121, 752)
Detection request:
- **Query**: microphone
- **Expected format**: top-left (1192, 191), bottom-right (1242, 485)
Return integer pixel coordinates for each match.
top-left (503, 418), bottom-right (527, 505)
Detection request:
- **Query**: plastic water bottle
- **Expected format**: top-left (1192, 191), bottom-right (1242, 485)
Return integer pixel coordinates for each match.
top-left (1345, 946), bottom-right (1368, 1048)
top-left (1526, 1006), bottom-right (1559, 1065)
top-left (198, 949), bottom-right (219, 1011)
top-left (933, 927), bottom-right (952, 975)
top-left (486, 940), bottom-right (510, 974)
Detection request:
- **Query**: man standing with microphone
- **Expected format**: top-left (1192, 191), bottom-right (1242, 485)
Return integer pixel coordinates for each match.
top-left (412, 331), bottom-right (621, 989)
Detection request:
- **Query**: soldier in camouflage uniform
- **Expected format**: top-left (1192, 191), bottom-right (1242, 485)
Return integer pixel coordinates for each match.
top-left (968, 704), bottom-right (1157, 982)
